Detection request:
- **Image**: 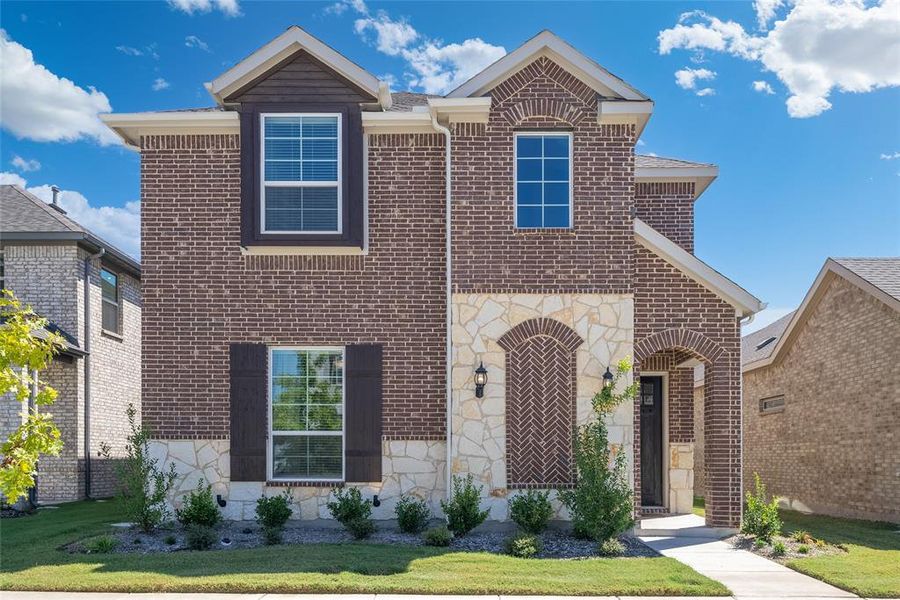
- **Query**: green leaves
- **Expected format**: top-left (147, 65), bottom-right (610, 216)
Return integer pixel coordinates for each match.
top-left (0, 290), bottom-right (65, 502)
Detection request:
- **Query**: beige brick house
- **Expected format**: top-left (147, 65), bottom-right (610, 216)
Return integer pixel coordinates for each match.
top-left (0, 185), bottom-right (141, 503)
top-left (103, 28), bottom-right (764, 528)
top-left (696, 258), bottom-right (899, 523)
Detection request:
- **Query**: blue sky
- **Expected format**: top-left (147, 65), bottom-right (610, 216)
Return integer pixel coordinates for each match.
top-left (1, 0), bottom-right (898, 332)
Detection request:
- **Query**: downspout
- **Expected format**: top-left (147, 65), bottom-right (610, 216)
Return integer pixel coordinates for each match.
top-left (83, 247), bottom-right (105, 499)
top-left (430, 108), bottom-right (453, 502)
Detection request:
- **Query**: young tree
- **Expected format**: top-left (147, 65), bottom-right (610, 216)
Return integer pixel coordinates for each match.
top-left (0, 290), bottom-right (65, 502)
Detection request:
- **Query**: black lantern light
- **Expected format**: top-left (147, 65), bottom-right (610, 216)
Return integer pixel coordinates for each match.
top-left (474, 361), bottom-right (488, 398)
top-left (602, 366), bottom-right (614, 389)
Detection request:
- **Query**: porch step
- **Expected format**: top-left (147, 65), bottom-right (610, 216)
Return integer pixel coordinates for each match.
top-left (640, 505), bottom-right (669, 516)
top-left (633, 513), bottom-right (737, 539)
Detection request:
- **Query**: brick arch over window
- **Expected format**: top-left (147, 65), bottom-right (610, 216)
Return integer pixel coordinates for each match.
top-left (634, 328), bottom-right (725, 364)
top-left (501, 99), bottom-right (590, 128)
top-left (498, 318), bottom-right (584, 488)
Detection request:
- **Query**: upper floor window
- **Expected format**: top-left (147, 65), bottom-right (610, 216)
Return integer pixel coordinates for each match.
top-left (261, 114), bottom-right (342, 234)
top-left (100, 268), bottom-right (120, 333)
top-left (515, 132), bottom-right (572, 229)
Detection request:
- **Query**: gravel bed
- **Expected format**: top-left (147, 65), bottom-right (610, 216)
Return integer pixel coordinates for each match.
top-left (727, 533), bottom-right (845, 561)
top-left (72, 521), bottom-right (658, 559)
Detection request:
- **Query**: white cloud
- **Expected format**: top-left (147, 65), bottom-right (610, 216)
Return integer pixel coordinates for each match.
top-left (742, 307), bottom-right (795, 334)
top-left (753, 0), bottom-right (785, 29)
top-left (675, 67), bottom-right (716, 90)
top-left (115, 43), bottom-right (159, 60)
top-left (152, 77), bottom-right (170, 91)
top-left (1, 172), bottom-right (141, 259)
top-left (880, 151), bottom-right (900, 160)
top-left (332, 0), bottom-right (506, 94)
top-left (752, 80), bottom-right (776, 94)
top-left (0, 30), bottom-right (119, 145)
top-left (696, 87), bottom-right (716, 96)
top-left (185, 35), bottom-right (210, 52)
top-left (168, 0), bottom-right (240, 16)
top-left (11, 155), bottom-right (40, 172)
top-left (658, 1), bottom-right (900, 118)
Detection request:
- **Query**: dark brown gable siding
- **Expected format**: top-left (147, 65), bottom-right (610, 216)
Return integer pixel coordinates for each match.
top-left (225, 49), bottom-right (376, 104)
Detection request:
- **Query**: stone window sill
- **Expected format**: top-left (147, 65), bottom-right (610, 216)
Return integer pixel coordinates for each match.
top-left (265, 480), bottom-right (345, 488)
top-left (101, 329), bottom-right (124, 341)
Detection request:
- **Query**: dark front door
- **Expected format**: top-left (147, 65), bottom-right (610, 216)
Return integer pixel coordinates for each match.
top-left (640, 376), bottom-right (663, 507)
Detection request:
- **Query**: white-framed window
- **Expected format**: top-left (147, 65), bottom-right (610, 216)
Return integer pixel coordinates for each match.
top-left (514, 131), bottom-right (573, 229)
top-left (268, 347), bottom-right (345, 482)
top-left (100, 268), bottom-right (120, 333)
top-left (260, 113), bottom-right (342, 234)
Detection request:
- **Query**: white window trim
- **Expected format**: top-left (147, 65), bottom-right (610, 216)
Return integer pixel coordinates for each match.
top-left (267, 346), bottom-right (346, 483)
top-left (260, 113), bottom-right (343, 235)
top-left (513, 131), bottom-right (574, 229)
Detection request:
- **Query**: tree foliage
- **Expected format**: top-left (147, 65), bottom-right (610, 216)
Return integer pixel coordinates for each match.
top-left (0, 290), bottom-right (65, 502)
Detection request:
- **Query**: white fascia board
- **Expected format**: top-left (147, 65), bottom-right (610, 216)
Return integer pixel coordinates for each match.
top-left (206, 26), bottom-right (381, 105)
top-left (361, 112), bottom-right (435, 134)
top-left (427, 97), bottom-right (492, 123)
top-left (100, 111), bottom-right (239, 150)
top-left (447, 30), bottom-right (647, 101)
top-left (598, 100), bottom-right (654, 139)
top-left (634, 218), bottom-right (765, 317)
top-left (635, 165), bottom-right (719, 199)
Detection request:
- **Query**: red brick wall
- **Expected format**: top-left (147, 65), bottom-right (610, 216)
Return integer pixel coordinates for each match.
top-left (635, 182), bottom-right (695, 253)
top-left (140, 133), bottom-right (448, 440)
top-left (451, 57), bottom-right (634, 295)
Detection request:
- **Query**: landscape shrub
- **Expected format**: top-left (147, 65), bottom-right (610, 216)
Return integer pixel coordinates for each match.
top-left (115, 403), bottom-right (177, 532)
top-left (83, 535), bottom-right (118, 553)
top-left (163, 534), bottom-right (177, 545)
top-left (741, 473), bottom-right (781, 542)
top-left (423, 525), bottom-right (452, 546)
top-left (327, 488), bottom-right (375, 537)
top-left (441, 474), bottom-right (489, 536)
top-left (790, 529), bottom-right (812, 544)
top-left (185, 523), bottom-right (217, 550)
top-left (395, 494), bottom-right (431, 534)
top-left (508, 489), bottom-right (553, 534)
top-left (771, 540), bottom-right (786, 556)
top-left (597, 537), bottom-right (625, 557)
top-left (505, 533), bottom-right (542, 558)
top-left (346, 516), bottom-right (376, 539)
top-left (797, 544), bottom-right (810, 554)
top-left (176, 478), bottom-right (221, 528)
top-left (256, 491), bottom-right (293, 544)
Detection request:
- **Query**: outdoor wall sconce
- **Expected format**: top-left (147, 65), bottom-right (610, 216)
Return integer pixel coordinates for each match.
top-left (603, 366), bottom-right (614, 389)
top-left (474, 361), bottom-right (488, 398)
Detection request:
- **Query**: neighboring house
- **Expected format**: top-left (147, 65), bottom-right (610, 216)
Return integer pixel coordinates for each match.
top-left (0, 185), bottom-right (141, 503)
top-left (740, 258), bottom-right (899, 523)
top-left (103, 28), bottom-right (763, 528)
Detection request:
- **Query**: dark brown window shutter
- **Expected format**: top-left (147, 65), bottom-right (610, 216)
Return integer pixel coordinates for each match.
top-left (230, 343), bottom-right (267, 481)
top-left (345, 344), bottom-right (383, 483)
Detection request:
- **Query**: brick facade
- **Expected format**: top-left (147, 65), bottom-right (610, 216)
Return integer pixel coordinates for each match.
top-left (635, 182), bottom-right (695, 253)
top-left (743, 276), bottom-right (900, 523)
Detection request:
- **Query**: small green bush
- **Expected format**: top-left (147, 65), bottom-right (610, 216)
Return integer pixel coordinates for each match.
top-left (176, 478), bottom-right (221, 528)
top-left (741, 473), bottom-right (781, 542)
top-left (185, 523), bottom-right (217, 550)
top-left (753, 538), bottom-right (767, 549)
top-left (256, 491), bottom-right (293, 529)
top-left (598, 537), bottom-right (625, 557)
top-left (327, 488), bottom-right (372, 525)
top-left (814, 538), bottom-right (826, 548)
top-left (84, 535), bottom-right (118, 553)
top-left (771, 540), bottom-right (786, 556)
top-left (505, 533), bottom-right (542, 558)
top-left (441, 474), bottom-right (489, 536)
top-left (423, 525), bottom-right (453, 546)
top-left (261, 525), bottom-right (282, 545)
top-left (790, 529), bottom-right (812, 544)
top-left (346, 516), bottom-right (376, 539)
top-left (395, 495), bottom-right (431, 534)
top-left (797, 544), bottom-right (810, 554)
top-left (509, 489), bottom-right (553, 534)
top-left (163, 534), bottom-right (177, 545)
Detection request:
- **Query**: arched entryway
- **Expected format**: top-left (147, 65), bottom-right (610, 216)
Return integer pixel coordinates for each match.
top-left (634, 328), bottom-right (742, 529)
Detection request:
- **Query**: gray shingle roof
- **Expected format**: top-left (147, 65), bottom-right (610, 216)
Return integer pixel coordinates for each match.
top-left (833, 258), bottom-right (900, 302)
top-left (741, 311), bottom-right (795, 366)
top-left (388, 91), bottom-right (438, 112)
top-left (635, 155), bottom-right (715, 169)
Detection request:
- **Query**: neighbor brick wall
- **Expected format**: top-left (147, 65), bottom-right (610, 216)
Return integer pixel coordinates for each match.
top-left (452, 56), bottom-right (634, 295)
top-left (635, 182), bottom-right (695, 253)
top-left (140, 133), bottom-right (447, 440)
top-left (743, 275), bottom-right (900, 523)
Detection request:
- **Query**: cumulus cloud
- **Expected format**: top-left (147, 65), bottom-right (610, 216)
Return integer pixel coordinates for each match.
top-left (696, 87), bottom-right (716, 96)
top-left (152, 77), bottom-right (170, 91)
top-left (880, 151), bottom-right (900, 160)
top-left (331, 0), bottom-right (506, 94)
top-left (11, 155), bottom-right (41, 172)
top-left (185, 35), bottom-right (210, 52)
top-left (168, 0), bottom-right (240, 16)
top-left (0, 30), bottom-right (119, 145)
top-left (658, 0), bottom-right (900, 118)
top-left (753, 0), bottom-right (785, 29)
top-left (674, 67), bottom-right (717, 96)
top-left (752, 80), bottom-right (776, 94)
top-left (1, 172), bottom-right (141, 259)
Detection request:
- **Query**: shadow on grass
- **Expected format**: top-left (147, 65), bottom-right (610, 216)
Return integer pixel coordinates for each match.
top-left (779, 509), bottom-right (900, 551)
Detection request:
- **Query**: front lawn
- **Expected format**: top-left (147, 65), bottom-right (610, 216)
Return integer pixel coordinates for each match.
top-left (780, 510), bottom-right (900, 598)
top-left (0, 500), bottom-right (729, 596)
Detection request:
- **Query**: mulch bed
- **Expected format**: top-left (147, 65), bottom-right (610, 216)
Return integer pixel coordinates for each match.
top-left (69, 520), bottom-right (658, 559)
top-left (727, 532), bottom-right (846, 562)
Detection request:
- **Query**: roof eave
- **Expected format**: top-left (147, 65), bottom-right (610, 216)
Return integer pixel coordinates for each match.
top-left (634, 165), bottom-right (719, 200)
top-left (100, 112), bottom-right (240, 152)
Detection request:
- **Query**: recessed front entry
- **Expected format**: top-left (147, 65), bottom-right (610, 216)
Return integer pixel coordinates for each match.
top-left (640, 376), bottom-right (663, 507)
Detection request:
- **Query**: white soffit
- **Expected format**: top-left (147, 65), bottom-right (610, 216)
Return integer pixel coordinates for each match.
top-left (206, 26), bottom-right (382, 105)
top-left (447, 30), bottom-right (648, 101)
top-left (100, 111), bottom-right (239, 150)
top-left (361, 111), bottom-right (435, 134)
top-left (635, 165), bottom-right (719, 199)
top-left (634, 218), bottom-right (765, 317)
top-left (598, 99), bottom-right (654, 139)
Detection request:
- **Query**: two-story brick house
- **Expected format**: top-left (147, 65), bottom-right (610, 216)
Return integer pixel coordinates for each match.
top-left (0, 185), bottom-right (141, 503)
top-left (104, 28), bottom-right (763, 528)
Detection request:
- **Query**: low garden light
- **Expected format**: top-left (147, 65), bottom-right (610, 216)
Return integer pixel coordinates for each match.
top-left (603, 366), bottom-right (614, 389)
top-left (474, 361), bottom-right (488, 398)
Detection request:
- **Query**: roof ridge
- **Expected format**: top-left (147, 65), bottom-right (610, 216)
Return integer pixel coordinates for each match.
top-left (4, 185), bottom-right (83, 233)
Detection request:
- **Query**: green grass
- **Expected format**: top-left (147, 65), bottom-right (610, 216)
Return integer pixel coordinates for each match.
top-left (692, 496), bottom-right (705, 517)
top-left (780, 510), bottom-right (900, 598)
top-left (0, 500), bottom-right (729, 596)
